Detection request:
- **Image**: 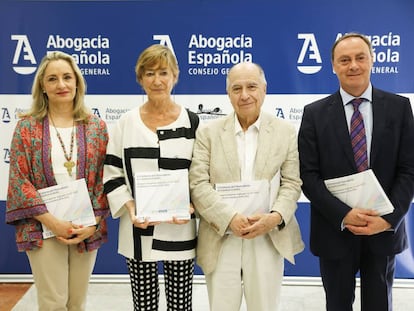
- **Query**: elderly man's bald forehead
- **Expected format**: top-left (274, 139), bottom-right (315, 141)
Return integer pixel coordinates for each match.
top-left (226, 62), bottom-right (266, 91)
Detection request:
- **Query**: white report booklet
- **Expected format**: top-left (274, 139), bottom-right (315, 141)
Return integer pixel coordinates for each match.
top-left (38, 178), bottom-right (96, 239)
top-left (215, 170), bottom-right (281, 216)
top-left (324, 169), bottom-right (394, 216)
top-left (134, 169), bottom-right (190, 222)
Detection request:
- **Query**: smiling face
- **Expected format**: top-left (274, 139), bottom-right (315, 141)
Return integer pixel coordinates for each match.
top-left (227, 62), bottom-right (266, 129)
top-left (42, 59), bottom-right (77, 107)
top-left (332, 36), bottom-right (373, 97)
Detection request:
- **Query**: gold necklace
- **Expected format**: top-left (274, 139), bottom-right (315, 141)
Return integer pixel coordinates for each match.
top-left (50, 116), bottom-right (75, 176)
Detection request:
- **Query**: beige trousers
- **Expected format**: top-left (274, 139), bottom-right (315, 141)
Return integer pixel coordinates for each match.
top-left (205, 234), bottom-right (284, 311)
top-left (26, 238), bottom-right (97, 311)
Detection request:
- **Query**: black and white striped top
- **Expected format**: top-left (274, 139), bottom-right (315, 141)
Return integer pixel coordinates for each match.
top-left (104, 106), bottom-right (199, 261)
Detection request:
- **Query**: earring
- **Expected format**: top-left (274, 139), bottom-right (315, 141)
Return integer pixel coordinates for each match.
top-left (42, 90), bottom-right (46, 93)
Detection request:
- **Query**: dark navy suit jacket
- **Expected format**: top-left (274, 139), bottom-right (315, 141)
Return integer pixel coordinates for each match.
top-left (298, 87), bottom-right (414, 260)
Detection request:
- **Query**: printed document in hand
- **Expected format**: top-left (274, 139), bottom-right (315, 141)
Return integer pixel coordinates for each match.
top-left (134, 169), bottom-right (190, 222)
top-left (215, 170), bottom-right (281, 216)
top-left (38, 178), bottom-right (96, 239)
top-left (324, 169), bottom-right (394, 215)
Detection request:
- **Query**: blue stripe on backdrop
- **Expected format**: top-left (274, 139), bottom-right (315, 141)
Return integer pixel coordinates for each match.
top-left (1, 1), bottom-right (414, 94)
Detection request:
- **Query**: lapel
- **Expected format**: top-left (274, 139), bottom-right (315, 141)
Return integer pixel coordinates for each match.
top-left (254, 113), bottom-right (272, 179)
top-left (370, 87), bottom-right (387, 166)
top-left (220, 113), bottom-right (241, 181)
top-left (330, 92), bottom-right (357, 169)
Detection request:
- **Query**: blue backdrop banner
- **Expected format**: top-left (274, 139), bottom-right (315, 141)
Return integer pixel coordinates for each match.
top-left (1, 0), bottom-right (413, 278)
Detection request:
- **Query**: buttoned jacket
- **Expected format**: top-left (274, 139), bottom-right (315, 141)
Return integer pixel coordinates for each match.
top-left (298, 88), bottom-right (414, 259)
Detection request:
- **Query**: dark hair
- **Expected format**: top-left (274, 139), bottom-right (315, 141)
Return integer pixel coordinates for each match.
top-left (331, 32), bottom-right (373, 61)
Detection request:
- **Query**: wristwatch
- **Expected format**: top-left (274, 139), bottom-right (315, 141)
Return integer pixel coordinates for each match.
top-left (271, 211), bottom-right (285, 230)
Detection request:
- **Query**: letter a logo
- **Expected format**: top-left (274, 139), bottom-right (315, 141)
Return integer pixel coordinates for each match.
top-left (275, 108), bottom-right (285, 119)
top-left (11, 35), bottom-right (37, 75)
top-left (297, 33), bottom-right (322, 74)
top-left (153, 35), bottom-right (176, 58)
top-left (92, 108), bottom-right (101, 118)
top-left (2, 107), bottom-right (11, 123)
top-left (4, 148), bottom-right (10, 164)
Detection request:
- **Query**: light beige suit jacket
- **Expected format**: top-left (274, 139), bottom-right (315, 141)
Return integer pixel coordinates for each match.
top-left (189, 111), bottom-right (305, 275)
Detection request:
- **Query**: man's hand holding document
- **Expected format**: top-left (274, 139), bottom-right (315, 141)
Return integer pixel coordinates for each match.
top-left (134, 169), bottom-right (190, 222)
top-left (215, 171), bottom-right (281, 217)
top-left (324, 169), bottom-right (394, 216)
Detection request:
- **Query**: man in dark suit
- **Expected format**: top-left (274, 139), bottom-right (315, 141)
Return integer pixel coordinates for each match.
top-left (298, 32), bottom-right (414, 311)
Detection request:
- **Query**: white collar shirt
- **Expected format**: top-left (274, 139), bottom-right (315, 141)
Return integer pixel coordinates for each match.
top-left (234, 114), bottom-right (261, 181)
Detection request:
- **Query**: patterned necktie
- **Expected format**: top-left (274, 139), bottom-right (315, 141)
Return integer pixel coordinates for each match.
top-left (350, 98), bottom-right (368, 172)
